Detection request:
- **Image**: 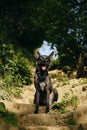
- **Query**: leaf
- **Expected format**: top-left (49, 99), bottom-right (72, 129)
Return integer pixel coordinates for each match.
top-left (4, 112), bottom-right (18, 127)
top-left (0, 102), bottom-right (6, 113)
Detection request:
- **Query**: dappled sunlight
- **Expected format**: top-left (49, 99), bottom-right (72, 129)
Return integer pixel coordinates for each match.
top-left (0, 69), bottom-right (87, 129)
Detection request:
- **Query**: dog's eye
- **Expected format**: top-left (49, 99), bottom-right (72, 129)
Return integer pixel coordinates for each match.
top-left (45, 58), bottom-right (50, 62)
top-left (37, 59), bottom-right (41, 64)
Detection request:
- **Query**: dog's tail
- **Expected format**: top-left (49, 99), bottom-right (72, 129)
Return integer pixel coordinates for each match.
top-left (53, 88), bottom-right (58, 102)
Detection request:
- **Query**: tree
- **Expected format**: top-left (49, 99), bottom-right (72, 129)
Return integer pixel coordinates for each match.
top-left (0, 0), bottom-right (87, 71)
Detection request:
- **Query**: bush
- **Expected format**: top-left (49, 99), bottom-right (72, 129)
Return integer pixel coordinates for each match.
top-left (49, 59), bottom-right (60, 70)
top-left (0, 43), bottom-right (32, 86)
top-left (0, 43), bottom-right (32, 99)
top-left (62, 66), bottom-right (72, 73)
top-left (52, 93), bottom-right (78, 113)
top-left (67, 117), bottom-right (77, 125)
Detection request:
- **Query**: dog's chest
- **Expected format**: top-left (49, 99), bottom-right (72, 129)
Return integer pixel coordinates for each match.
top-left (35, 69), bottom-right (50, 91)
top-left (38, 73), bottom-right (47, 91)
top-left (39, 75), bottom-right (47, 91)
top-left (39, 82), bottom-right (46, 91)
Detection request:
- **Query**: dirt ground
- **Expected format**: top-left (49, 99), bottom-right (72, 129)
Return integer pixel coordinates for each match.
top-left (0, 69), bottom-right (87, 130)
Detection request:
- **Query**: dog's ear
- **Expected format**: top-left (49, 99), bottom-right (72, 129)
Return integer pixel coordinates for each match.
top-left (34, 51), bottom-right (41, 59)
top-left (49, 52), bottom-right (54, 60)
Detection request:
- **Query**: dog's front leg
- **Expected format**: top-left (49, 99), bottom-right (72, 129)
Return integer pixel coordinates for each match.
top-left (46, 76), bottom-right (51, 114)
top-left (34, 89), bottom-right (40, 114)
top-left (46, 89), bottom-right (50, 113)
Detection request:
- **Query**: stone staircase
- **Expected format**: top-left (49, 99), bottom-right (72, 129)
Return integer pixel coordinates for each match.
top-left (0, 102), bottom-right (87, 130)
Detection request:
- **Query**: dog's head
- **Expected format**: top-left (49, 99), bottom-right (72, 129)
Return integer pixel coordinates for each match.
top-left (35, 51), bottom-right (54, 71)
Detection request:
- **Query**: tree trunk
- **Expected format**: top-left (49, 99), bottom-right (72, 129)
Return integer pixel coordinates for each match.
top-left (76, 53), bottom-right (84, 78)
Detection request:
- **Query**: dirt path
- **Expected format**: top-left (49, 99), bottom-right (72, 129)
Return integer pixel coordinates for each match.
top-left (0, 69), bottom-right (87, 130)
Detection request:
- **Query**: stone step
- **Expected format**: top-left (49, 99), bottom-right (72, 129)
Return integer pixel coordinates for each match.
top-left (1, 101), bottom-right (87, 130)
top-left (21, 125), bottom-right (87, 130)
top-left (3, 101), bottom-right (46, 114)
top-left (18, 113), bottom-right (73, 127)
top-left (1, 124), bottom-right (87, 130)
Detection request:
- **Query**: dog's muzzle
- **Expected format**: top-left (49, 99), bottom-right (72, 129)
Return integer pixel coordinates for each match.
top-left (39, 82), bottom-right (46, 91)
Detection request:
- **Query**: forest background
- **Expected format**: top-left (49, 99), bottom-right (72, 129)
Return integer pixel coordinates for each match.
top-left (0, 0), bottom-right (87, 99)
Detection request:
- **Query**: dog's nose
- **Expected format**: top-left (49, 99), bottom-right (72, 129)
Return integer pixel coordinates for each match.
top-left (41, 60), bottom-right (46, 65)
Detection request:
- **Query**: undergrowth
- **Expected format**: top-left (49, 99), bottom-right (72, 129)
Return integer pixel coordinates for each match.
top-left (52, 93), bottom-right (78, 113)
top-left (67, 117), bottom-right (77, 125)
top-left (0, 102), bottom-right (18, 127)
top-left (0, 43), bottom-right (32, 99)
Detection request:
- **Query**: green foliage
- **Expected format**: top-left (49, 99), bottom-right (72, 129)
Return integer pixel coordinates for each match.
top-left (61, 77), bottom-right (70, 86)
top-left (52, 93), bottom-right (78, 113)
top-left (14, 54), bottom-right (32, 86)
top-left (67, 117), bottom-right (77, 125)
top-left (3, 112), bottom-right (18, 127)
top-left (0, 102), bottom-right (18, 127)
top-left (49, 59), bottom-right (60, 70)
top-left (62, 66), bottom-right (72, 73)
top-left (0, 43), bottom-right (32, 86)
top-left (0, 0), bottom-right (87, 74)
top-left (0, 85), bottom-right (23, 100)
top-left (52, 102), bottom-right (67, 113)
top-left (80, 79), bottom-right (87, 85)
top-left (0, 102), bottom-right (6, 113)
top-left (0, 43), bottom-right (32, 99)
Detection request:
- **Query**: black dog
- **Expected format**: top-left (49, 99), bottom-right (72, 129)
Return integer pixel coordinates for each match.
top-left (34, 51), bottom-right (58, 114)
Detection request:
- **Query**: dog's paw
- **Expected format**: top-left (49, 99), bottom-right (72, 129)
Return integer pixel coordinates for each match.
top-left (46, 111), bottom-right (51, 114)
top-left (32, 112), bottom-right (35, 114)
top-left (33, 111), bottom-right (38, 114)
